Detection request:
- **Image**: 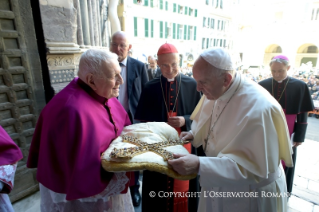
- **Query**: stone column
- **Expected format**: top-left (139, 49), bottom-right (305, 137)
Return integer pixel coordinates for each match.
top-left (92, 0), bottom-right (100, 46)
top-left (74, 0), bottom-right (84, 47)
top-left (87, 0), bottom-right (95, 46)
top-left (96, 0), bottom-right (102, 46)
top-left (79, 0), bottom-right (91, 46)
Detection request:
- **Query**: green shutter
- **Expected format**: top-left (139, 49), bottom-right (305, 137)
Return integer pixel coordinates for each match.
top-left (160, 21), bottom-right (163, 38)
top-left (160, 0), bottom-right (163, 9)
top-left (145, 19), bottom-right (149, 37)
top-left (188, 25), bottom-right (190, 40)
top-left (151, 0), bottom-right (154, 7)
top-left (165, 22), bottom-right (168, 38)
top-left (189, 8), bottom-right (191, 16)
top-left (184, 6), bottom-right (188, 15)
top-left (195, 9), bottom-right (197, 17)
top-left (134, 0), bottom-right (137, 4)
top-left (173, 3), bottom-right (176, 12)
top-left (144, 0), bottom-right (148, 6)
top-left (151, 20), bottom-right (154, 37)
top-left (194, 26), bottom-right (197, 40)
top-left (134, 17), bottom-right (137, 37)
top-left (184, 25), bottom-right (187, 40)
top-left (173, 23), bottom-right (176, 39)
top-left (165, 1), bottom-right (168, 11)
top-left (177, 24), bottom-right (180, 39)
top-left (178, 5), bottom-right (180, 13)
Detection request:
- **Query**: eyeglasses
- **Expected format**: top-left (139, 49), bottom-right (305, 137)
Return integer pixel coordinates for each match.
top-left (111, 43), bottom-right (127, 49)
top-left (159, 63), bottom-right (178, 70)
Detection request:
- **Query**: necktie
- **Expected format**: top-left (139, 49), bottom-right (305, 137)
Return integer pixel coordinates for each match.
top-left (119, 62), bottom-right (124, 67)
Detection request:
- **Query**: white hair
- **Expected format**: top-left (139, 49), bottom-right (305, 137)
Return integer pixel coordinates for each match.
top-left (78, 49), bottom-right (118, 80)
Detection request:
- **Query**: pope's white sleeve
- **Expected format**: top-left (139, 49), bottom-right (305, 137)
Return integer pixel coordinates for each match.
top-left (198, 156), bottom-right (265, 187)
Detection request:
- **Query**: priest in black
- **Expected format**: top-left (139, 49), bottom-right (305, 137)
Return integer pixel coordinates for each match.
top-left (135, 43), bottom-right (202, 212)
top-left (259, 55), bottom-right (314, 194)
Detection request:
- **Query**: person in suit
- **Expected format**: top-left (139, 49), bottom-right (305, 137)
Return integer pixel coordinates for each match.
top-left (147, 56), bottom-right (161, 80)
top-left (110, 31), bottom-right (148, 207)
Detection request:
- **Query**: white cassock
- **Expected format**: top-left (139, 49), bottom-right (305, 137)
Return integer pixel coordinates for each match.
top-left (190, 73), bottom-right (293, 212)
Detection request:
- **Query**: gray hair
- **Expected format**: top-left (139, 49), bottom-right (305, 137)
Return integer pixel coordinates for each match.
top-left (78, 49), bottom-right (118, 79)
top-left (269, 58), bottom-right (290, 66)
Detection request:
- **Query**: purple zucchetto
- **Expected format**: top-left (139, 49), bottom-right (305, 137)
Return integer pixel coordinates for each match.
top-left (273, 55), bottom-right (289, 61)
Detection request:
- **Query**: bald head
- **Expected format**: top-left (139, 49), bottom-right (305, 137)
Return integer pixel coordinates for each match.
top-left (110, 31), bottom-right (132, 62)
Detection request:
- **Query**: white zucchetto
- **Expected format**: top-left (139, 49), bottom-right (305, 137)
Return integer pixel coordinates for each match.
top-left (200, 48), bottom-right (233, 71)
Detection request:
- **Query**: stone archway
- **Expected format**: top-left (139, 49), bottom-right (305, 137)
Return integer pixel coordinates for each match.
top-left (295, 44), bottom-right (318, 68)
top-left (263, 44), bottom-right (282, 66)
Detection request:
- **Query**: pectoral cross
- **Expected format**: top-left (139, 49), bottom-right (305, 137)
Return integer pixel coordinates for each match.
top-left (110, 135), bottom-right (187, 161)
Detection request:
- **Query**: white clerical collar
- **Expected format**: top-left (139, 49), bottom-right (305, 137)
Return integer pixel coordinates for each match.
top-left (120, 57), bottom-right (128, 66)
top-left (167, 78), bottom-right (175, 82)
top-left (218, 72), bottom-right (241, 101)
top-left (275, 76), bottom-right (288, 83)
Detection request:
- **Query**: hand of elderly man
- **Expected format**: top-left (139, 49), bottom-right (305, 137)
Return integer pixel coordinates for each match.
top-left (168, 153), bottom-right (200, 175)
top-left (167, 116), bottom-right (185, 128)
top-left (180, 131), bottom-right (194, 141)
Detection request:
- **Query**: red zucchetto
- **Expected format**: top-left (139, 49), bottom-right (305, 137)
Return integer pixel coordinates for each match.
top-left (157, 43), bottom-right (178, 55)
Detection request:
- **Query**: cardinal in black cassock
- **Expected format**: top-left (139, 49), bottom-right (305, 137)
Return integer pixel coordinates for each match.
top-left (135, 43), bottom-right (203, 212)
top-left (259, 55), bottom-right (314, 194)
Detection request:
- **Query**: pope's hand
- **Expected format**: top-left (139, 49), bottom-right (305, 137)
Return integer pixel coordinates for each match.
top-left (167, 153), bottom-right (199, 175)
top-left (167, 116), bottom-right (185, 128)
top-left (180, 131), bottom-right (194, 141)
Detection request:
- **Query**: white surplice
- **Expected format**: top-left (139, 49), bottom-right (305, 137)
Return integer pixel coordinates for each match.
top-left (190, 73), bottom-right (293, 212)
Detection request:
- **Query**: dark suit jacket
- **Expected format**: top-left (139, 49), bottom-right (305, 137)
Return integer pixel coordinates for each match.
top-left (126, 56), bottom-right (148, 123)
top-left (147, 67), bottom-right (161, 81)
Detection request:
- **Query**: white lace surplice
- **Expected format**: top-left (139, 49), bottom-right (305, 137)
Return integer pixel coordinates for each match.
top-left (0, 163), bottom-right (17, 212)
top-left (40, 172), bottom-right (134, 212)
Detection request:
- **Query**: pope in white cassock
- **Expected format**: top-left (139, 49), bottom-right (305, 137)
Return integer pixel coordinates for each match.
top-left (168, 48), bottom-right (293, 212)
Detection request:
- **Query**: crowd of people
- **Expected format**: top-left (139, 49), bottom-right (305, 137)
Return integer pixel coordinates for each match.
top-left (1, 31), bottom-right (315, 212)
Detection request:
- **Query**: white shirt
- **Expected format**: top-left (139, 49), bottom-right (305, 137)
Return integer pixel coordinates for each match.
top-left (118, 57), bottom-right (129, 112)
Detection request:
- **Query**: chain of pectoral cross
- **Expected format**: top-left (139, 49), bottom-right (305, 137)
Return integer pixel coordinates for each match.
top-left (109, 135), bottom-right (187, 161)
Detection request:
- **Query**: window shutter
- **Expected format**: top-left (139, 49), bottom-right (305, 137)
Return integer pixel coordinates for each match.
top-left (151, 20), bottom-right (154, 37)
top-left (177, 24), bottom-right (180, 39)
top-left (160, 0), bottom-right (163, 9)
top-left (195, 9), bottom-right (197, 17)
top-left (144, 0), bottom-right (148, 6)
top-left (173, 3), bottom-right (176, 12)
top-left (184, 6), bottom-right (188, 15)
top-left (165, 22), bottom-right (168, 38)
top-left (134, 17), bottom-right (138, 37)
top-left (165, 1), bottom-right (168, 11)
top-left (173, 23), bottom-right (176, 39)
top-left (188, 25), bottom-right (190, 40)
top-left (160, 21), bottom-right (163, 38)
top-left (151, 0), bottom-right (154, 7)
top-left (145, 19), bottom-right (149, 37)
top-left (194, 26), bottom-right (197, 40)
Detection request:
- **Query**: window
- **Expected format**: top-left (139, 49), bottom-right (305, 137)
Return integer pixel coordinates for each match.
top-left (217, 20), bottom-right (220, 30)
top-left (159, 0), bottom-right (163, 9)
top-left (179, 5), bottom-right (184, 14)
top-left (311, 9), bottom-right (315, 20)
top-left (188, 26), bottom-right (193, 40)
top-left (202, 38), bottom-right (206, 49)
top-left (150, 0), bottom-right (154, 7)
top-left (165, 1), bottom-right (168, 11)
top-left (195, 9), bottom-right (197, 17)
top-left (185, 6), bottom-right (188, 15)
top-left (220, 39), bottom-right (223, 47)
top-left (173, 3), bottom-right (176, 12)
top-left (210, 39), bottom-right (213, 47)
top-left (216, 0), bottom-right (219, 8)
top-left (160, 21), bottom-right (163, 38)
top-left (214, 39), bottom-right (216, 46)
top-left (220, 0), bottom-right (223, 9)
top-left (211, 18), bottom-right (215, 28)
top-left (206, 38), bottom-right (209, 48)
top-left (145, 19), bottom-right (149, 37)
top-left (206, 0), bottom-right (209, 5)
top-left (134, 17), bottom-right (138, 37)
top-left (194, 26), bottom-right (197, 40)
top-left (203, 17), bottom-right (206, 27)
top-left (189, 8), bottom-right (193, 16)
top-left (178, 25), bottom-right (183, 39)
top-left (151, 20), bottom-right (154, 37)
top-left (144, 0), bottom-right (149, 6)
top-left (173, 23), bottom-right (176, 39)
top-left (317, 8), bottom-right (319, 20)
top-left (165, 22), bottom-right (168, 38)
top-left (184, 25), bottom-right (187, 39)
top-left (221, 21), bottom-right (223, 30)
top-left (208, 18), bottom-right (211, 28)
top-left (223, 39), bottom-right (226, 48)
top-left (212, 0), bottom-right (214, 6)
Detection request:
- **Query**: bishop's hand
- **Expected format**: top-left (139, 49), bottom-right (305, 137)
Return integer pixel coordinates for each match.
top-left (167, 116), bottom-right (185, 128)
top-left (168, 153), bottom-right (199, 175)
top-left (180, 131), bottom-right (194, 141)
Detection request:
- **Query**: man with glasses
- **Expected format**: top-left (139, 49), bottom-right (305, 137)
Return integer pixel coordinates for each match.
top-left (110, 31), bottom-right (148, 207)
top-left (259, 55), bottom-right (314, 194)
top-left (135, 43), bottom-right (202, 212)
